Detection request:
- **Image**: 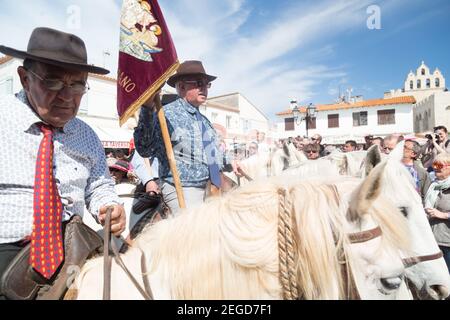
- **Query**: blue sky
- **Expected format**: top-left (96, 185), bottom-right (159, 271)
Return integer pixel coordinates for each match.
top-left (0, 0), bottom-right (449, 120)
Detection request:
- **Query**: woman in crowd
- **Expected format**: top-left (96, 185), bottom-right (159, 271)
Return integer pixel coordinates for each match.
top-left (303, 143), bottom-right (321, 160)
top-left (424, 152), bottom-right (450, 272)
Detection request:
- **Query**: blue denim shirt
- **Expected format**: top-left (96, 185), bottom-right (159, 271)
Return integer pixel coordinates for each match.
top-left (134, 97), bottom-right (223, 187)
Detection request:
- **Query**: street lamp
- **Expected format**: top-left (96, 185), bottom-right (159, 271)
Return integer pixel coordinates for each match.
top-left (290, 100), bottom-right (317, 137)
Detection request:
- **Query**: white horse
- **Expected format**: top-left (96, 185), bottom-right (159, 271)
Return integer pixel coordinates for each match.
top-left (280, 143), bottom-right (449, 299)
top-left (72, 168), bottom-right (411, 300)
top-left (223, 142), bottom-right (307, 186)
top-left (363, 142), bottom-right (450, 299)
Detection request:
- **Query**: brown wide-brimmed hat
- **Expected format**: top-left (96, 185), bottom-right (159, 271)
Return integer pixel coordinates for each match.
top-left (167, 60), bottom-right (216, 87)
top-left (0, 27), bottom-right (109, 75)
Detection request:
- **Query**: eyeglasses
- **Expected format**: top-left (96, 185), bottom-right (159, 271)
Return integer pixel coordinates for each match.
top-left (305, 150), bottom-right (318, 154)
top-left (27, 69), bottom-right (90, 94)
top-left (432, 162), bottom-right (450, 171)
top-left (183, 79), bottom-right (211, 89)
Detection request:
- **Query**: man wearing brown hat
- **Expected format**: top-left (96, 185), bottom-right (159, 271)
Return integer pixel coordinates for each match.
top-left (0, 27), bottom-right (125, 298)
top-left (134, 60), bottom-right (223, 214)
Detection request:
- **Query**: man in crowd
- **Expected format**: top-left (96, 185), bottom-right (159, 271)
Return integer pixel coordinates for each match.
top-left (402, 140), bottom-right (431, 201)
top-left (0, 27), bottom-right (125, 296)
top-left (256, 131), bottom-right (270, 157)
top-left (383, 134), bottom-right (400, 154)
top-left (134, 60), bottom-right (224, 214)
top-left (343, 140), bottom-right (357, 153)
top-left (311, 134), bottom-right (325, 157)
top-left (372, 137), bottom-right (384, 151)
top-left (248, 141), bottom-right (259, 157)
top-left (421, 125), bottom-right (450, 171)
top-left (363, 135), bottom-right (374, 150)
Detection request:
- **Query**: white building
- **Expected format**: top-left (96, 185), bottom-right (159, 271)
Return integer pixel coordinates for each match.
top-left (0, 56), bottom-right (270, 148)
top-left (384, 61), bottom-right (446, 103)
top-left (202, 93), bottom-right (270, 144)
top-left (382, 60), bottom-right (449, 133)
top-left (275, 96), bottom-right (416, 144)
top-left (414, 91), bottom-right (450, 133)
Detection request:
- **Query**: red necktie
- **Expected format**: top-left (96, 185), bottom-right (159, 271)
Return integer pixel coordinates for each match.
top-left (30, 124), bottom-right (64, 279)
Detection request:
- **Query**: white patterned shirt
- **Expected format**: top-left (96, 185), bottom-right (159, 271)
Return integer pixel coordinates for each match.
top-left (0, 91), bottom-right (122, 244)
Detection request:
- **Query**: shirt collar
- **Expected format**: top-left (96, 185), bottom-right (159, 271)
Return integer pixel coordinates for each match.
top-left (16, 90), bottom-right (76, 134)
top-left (179, 98), bottom-right (199, 115)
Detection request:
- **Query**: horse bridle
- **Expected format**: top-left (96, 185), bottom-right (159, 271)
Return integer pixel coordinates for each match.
top-left (347, 226), bottom-right (444, 267)
top-left (342, 226), bottom-right (383, 300)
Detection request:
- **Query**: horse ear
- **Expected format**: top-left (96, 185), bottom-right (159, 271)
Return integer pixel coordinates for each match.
top-left (387, 140), bottom-right (404, 163)
top-left (364, 144), bottom-right (382, 177)
top-left (348, 162), bottom-right (386, 220)
top-left (343, 154), bottom-right (349, 175)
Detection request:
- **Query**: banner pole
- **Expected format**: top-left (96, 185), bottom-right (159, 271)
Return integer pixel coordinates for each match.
top-left (155, 94), bottom-right (186, 209)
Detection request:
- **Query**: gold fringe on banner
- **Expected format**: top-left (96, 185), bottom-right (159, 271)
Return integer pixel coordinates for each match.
top-left (119, 60), bottom-right (180, 126)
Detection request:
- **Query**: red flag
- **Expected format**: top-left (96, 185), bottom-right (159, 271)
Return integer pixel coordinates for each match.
top-left (117, 0), bottom-right (178, 125)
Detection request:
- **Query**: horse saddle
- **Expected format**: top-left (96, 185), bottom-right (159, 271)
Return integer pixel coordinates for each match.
top-left (0, 215), bottom-right (103, 300)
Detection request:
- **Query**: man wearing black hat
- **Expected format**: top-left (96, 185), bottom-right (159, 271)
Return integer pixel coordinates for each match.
top-left (134, 60), bottom-right (223, 214)
top-left (0, 27), bottom-right (125, 298)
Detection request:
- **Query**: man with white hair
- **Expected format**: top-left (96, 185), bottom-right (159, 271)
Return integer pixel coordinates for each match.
top-left (382, 134), bottom-right (399, 154)
top-left (311, 133), bottom-right (325, 157)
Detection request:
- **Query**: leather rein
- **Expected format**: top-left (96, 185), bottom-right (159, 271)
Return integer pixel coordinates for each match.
top-left (103, 208), bottom-right (153, 300)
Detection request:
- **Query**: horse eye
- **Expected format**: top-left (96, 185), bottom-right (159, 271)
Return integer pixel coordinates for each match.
top-left (398, 207), bottom-right (408, 217)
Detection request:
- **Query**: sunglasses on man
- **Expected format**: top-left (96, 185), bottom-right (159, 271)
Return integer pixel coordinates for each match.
top-left (183, 79), bottom-right (212, 88)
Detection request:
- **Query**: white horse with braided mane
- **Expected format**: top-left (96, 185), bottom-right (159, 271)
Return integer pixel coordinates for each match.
top-left (277, 143), bottom-right (450, 299)
top-left (71, 164), bottom-right (415, 300)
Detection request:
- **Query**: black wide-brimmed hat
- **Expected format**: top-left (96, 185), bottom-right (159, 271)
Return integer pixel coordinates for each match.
top-left (0, 27), bottom-right (109, 75)
top-left (167, 60), bottom-right (216, 87)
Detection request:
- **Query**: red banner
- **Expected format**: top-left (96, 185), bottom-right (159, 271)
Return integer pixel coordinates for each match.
top-left (117, 0), bottom-right (178, 125)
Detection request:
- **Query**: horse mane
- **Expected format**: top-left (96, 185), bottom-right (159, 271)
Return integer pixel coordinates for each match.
top-left (134, 176), bottom-right (409, 299)
top-left (283, 158), bottom-right (341, 180)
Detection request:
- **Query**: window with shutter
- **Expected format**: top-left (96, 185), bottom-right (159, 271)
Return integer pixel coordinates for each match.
top-left (285, 118), bottom-right (295, 131)
top-left (328, 114), bottom-right (339, 128)
top-left (377, 109), bottom-right (395, 125)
